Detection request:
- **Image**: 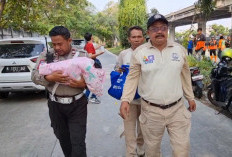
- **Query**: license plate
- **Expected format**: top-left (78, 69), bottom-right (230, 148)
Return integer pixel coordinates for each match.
top-left (2, 66), bottom-right (29, 73)
top-left (192, 75), bottom-right (204, 81)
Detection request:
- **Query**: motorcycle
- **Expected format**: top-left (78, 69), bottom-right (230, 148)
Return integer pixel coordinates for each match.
top-left (207, 58), bottom-right (232, 114)
top-left (190, 67), bottom-right (204, 99)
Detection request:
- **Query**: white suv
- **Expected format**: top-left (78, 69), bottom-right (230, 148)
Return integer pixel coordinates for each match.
top-left (0, 37), bottom-right (49, 98)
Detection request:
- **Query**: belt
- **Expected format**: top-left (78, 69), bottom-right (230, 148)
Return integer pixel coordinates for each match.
top-left (142, 98), bottom-right (182, 109)
top-left (49, 93), bottom-right (84, 104)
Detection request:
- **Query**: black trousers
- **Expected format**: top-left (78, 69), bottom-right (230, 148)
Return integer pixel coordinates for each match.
top-left (187, 48), bottom-right (192, 55)
top-left (210, 49), bottom-right (216, 56)
top-left (48, 95), bottom-right (88, 157)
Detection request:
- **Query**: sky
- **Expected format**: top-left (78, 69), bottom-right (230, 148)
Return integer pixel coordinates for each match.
top-left (88, 0), bottom-right (231, 32)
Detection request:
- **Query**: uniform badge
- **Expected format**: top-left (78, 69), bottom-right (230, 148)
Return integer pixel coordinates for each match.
top-left (171, 53), bottom-right (180, 61)
top-left (143, 55), bottom-right (155, 64)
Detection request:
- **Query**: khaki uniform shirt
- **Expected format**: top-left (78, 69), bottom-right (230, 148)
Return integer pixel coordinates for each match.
top-left (31, 47), bottom-right (84, 96)
top-left (121, 40), bottom-right (194, 105)
top-left (116, 48), bottom-right (141, 105)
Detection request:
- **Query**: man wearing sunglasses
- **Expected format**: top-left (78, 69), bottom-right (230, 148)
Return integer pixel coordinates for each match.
top-left (120, 14), bottom-right (196, 157)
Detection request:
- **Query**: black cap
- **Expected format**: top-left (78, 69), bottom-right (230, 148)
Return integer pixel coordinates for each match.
top-left (147, 14), bottom-right (168, 29)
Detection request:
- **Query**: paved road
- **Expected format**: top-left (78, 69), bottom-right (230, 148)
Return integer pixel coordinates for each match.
top-left (0, 50), bottom-right (232, 157)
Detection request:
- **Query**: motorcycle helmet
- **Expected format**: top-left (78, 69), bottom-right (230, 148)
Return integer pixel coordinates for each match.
top-left (221, 48), bottom-right (232, 61)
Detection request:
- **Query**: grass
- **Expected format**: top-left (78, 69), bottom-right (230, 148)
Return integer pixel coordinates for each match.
top-left (107, 46), bottom-right (124, 55)
top-left (187, 55), bottom-right (214, 87)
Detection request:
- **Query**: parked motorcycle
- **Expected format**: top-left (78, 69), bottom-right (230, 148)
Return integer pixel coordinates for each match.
top-left (190, 67), bottom-right (204, 98)
top-left (207, 48), bottom-right (232, 114)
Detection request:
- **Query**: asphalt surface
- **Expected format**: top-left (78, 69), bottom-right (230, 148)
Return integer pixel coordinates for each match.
top-left (0, 50), bottom-right (231, 157)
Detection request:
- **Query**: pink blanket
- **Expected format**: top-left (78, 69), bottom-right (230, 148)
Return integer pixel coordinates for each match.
top-left (39, 57), bottom-right (105, 96)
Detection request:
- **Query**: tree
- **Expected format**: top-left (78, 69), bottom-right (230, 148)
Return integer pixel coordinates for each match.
top-left (0, 0), bottom-right (6, 21)
top-left (118, 0), bottom-right (147, 48)
top-left (94, 1), bottom-right (119, 47)
top-left (0, 0), bottom-right (91, 36)
top-left (194, 0), bottom-right (216, 20)
top-left (209, 24), bottom-right (229, 36)
top-left (176, 30), bottom-right (197, 48)
top-left (150, 7), bottom-right (159, 15)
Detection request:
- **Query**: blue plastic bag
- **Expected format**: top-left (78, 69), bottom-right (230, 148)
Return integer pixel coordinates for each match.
top-left (108, 65), bottom-right (140, 100)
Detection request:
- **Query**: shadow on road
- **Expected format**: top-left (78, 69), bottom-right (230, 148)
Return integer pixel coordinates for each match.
top-left (0, 91), bottom-right (46, 103)
top-left (197, 94), bottom-right (232, 119)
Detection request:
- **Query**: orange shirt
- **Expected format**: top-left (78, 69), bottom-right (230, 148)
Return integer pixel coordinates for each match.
top-left (208, 40), bottom-right (217, 50)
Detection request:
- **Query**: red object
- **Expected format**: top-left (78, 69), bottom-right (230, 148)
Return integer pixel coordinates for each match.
top-left (84, 42), bottom-right (96, 54)
top-left (30, 57), bottom-right (38, 63)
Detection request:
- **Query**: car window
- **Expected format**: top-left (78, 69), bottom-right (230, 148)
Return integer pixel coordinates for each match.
top-left (72, 40), bottom-right (85, 45)
top-left (0, 44), bottom-right (44, 59)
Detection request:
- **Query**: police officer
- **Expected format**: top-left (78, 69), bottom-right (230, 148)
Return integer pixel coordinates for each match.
top-left (32, 26), bottom-right (88, 157)
top-left (116, 26), bottom-right (145, 157)
top-left (120, 14), bottom-right (196, 157)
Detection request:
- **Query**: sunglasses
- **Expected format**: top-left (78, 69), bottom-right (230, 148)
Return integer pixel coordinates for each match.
top-left (149, 26), bottom-right (168, 33)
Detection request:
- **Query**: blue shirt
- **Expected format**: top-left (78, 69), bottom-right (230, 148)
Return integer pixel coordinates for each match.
top-left (187, 40), bottom-right (193, 49)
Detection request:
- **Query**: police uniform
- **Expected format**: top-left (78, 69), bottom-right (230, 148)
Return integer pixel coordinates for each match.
top-left (116, 48), bottom-right (144, 157)
top-left (31, 47), bottom-right (88, 157)
top-left (121, 40), bottom-right (194, 157)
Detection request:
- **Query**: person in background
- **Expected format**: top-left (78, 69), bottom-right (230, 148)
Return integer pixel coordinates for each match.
top-left (225, 36), bottom-right (231, 48)
top-left (208, 36), bottom-right (217, 63)
top-left (32, 26), bottom-right (88, 157)
top-left (120, 14), bottom-right (196, 157)
top-left (218, 35), bottom-right (225, 60)
top-left (195, 28), bottom-right (206, 60)
top-left (187, 37), bottom-right (193, 55)
top-left (84, 32), bottom-right (104, 104)
top-left (116, 26), bottom-right (145, 157)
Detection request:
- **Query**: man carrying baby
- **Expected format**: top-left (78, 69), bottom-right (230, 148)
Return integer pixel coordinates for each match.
top-left (31, 26), bottom-right (88, 157)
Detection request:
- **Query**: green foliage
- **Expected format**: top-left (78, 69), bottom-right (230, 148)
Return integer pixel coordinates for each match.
top-left (94, 1), bottom-right (119, 47)
top-left (118, 0), bottom-right (147, 48)
top-left (150, 8), bottom-right (159, 14)
top-left (107, 46), bottom-right (124, 55)
top-left (186, 55), bottom-right (198, 67)
top-left (0, 0), bottom-right (119, 46)
top-left (187, 55), bottom-right (214, 87)
top-left (210, 24), bottom-right (230, 37)
top-left (176, 30), bottom-right (197, 48)
top-left (194, 0), bottom-right (216, 19)
top-left (0, 0), bottom-right (90, 35)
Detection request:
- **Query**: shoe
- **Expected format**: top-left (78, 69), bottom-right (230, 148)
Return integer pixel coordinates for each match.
top-left (137, 146), bottom-right (145, 157)
top-left (89, 98), bottom-right (101, 104)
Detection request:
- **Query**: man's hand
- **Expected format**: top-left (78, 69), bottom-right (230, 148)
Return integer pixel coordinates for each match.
top-left (120, 101), bottom-right (130, 119)
top-left (45, 71), bottom-right (69, 83)
top-left (188, 100), bottom-right (196, 112)
top-left (68, 75), bottom-right (86, 88)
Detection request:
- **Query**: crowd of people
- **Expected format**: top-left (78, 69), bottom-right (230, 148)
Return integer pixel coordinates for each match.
top-left (32, 14), bottom-right (197, 157)
top-left (187, 29), bottom-right (231, 63)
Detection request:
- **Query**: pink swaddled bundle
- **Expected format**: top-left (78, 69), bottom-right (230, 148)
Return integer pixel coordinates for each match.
top-left (39, 57), bottom-right (105, 96)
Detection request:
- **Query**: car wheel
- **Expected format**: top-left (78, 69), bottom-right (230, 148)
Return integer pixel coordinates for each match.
top-left (0, 92), bottom-right (9, 99)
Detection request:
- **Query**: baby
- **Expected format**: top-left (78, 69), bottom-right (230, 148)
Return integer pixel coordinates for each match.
top-left (39, 57), bottom-right (105, 96)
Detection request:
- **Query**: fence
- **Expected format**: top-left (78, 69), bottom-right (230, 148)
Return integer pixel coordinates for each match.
top-left (0, 28), bottom-right (40, 39)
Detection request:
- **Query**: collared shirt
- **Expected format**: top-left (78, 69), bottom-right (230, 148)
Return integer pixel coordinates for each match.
top-left (31, 47), bottom-right (84, 96)
top-left (116, 48), bottom-right (133, 68)
top-left (121, 40), bottom-right (194, 105)
top-left (116, 48), bottom-right (140, 105)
